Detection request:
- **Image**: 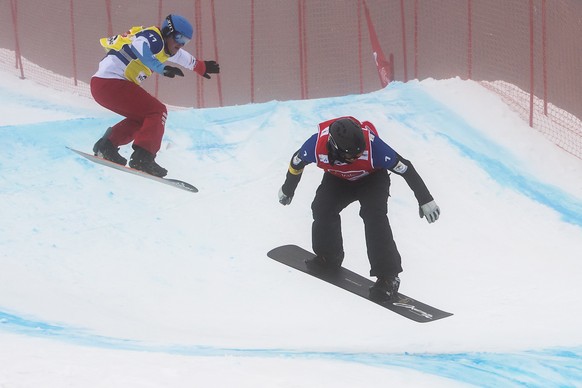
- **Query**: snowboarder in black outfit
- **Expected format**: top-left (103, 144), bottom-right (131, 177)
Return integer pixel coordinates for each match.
top-left (277, 116), bottom-right (440, 301)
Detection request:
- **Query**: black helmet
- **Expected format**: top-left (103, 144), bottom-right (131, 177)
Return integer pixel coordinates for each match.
top-left (328, 118), bottom-right (365, 162)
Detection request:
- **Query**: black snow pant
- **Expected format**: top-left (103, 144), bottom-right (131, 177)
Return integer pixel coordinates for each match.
top-left (311, 170), bottom-right (403, 278)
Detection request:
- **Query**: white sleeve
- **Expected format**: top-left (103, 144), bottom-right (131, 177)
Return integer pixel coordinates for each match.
top-left (131, 36), bottom-right (149, 56)
top-left (166, 48), bottom-right (197, 70)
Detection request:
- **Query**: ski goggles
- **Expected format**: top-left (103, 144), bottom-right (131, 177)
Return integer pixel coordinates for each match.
top-left (328, 135), bottom-right (363, 162)
top-left (339, 151), bottom-right (363, 162)
top-left (172, 32), bottom-right (190, 45)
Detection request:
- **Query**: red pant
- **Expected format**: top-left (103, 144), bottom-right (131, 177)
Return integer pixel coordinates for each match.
top-left (90, 77), bottom-right (167, 155)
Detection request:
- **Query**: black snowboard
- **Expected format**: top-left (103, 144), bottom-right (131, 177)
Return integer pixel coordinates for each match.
top-left (267, 244), bottom-right (453, 323)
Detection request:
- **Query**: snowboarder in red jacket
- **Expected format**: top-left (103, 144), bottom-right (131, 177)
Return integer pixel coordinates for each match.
top-left (278, 117), bottom-right (440, 301)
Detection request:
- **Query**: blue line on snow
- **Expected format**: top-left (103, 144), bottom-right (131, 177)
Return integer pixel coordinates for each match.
top-left (1, 310), bottom-right (580, 387)
top-left (3, 85), bottom-right (582, 229)
top-left (386, 82), bottom-right (582, 228)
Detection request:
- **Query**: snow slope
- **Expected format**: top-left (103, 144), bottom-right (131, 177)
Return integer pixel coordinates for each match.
top-left (1, 71), bottom-right (581, 387)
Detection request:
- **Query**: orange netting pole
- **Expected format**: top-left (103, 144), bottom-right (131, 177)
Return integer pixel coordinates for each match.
top-left (105, 0), bottom-right (113, 36)
top-left (69, 0), bottom-right (79, 86)
top-left (467, 0), bottom-right (473, 80)
top-left (10, 0), bottom-right (25, 79)
top-left (357, 0), bottom-right (363, 94)
top-left (209, 0), bottom-right (223, 106)
top-left (528, 0), bottom-right (535, 127)
top-left (250, 0), bottom-right (255, 103)
top-left (399, 0), bottom-right (408, 82)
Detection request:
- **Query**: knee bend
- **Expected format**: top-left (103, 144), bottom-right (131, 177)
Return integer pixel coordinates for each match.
top-left (312, 207), bottom-right (340, 223)
top-left (145, 101), bottom-right (167, 117)
top-left (359, 204), bottom-right (387, 220)
top-left (156, 104), bottom-right (167, 118)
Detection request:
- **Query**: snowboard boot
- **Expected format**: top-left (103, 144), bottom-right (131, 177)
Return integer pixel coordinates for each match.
top-left (129, 146), bottom-right (168, 177)
top-left (369, 275), bottom-right (400, 302)
top-left (305, 254), bottom-right (342, 272)
top-left (93, 128), bottom-right (127, 166)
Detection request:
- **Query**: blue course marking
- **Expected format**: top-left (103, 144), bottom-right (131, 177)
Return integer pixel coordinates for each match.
top-left (386, 83), bottom-right (582, 228)
top-left (1, 310), bottom-right (581, 386)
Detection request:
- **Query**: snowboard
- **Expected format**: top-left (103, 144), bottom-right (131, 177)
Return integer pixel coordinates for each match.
top-left (67, 147), bottom-right (198, 193)
top-left (267, 244), bottom-right (453, 323)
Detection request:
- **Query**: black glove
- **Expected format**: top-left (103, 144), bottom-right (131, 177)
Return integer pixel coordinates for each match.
top-left (163, 66), bottom-right (184, 78)
top-left (202, 60), bottom-right (220, 79)
top-left (278, 186), bottom-right (293, 206)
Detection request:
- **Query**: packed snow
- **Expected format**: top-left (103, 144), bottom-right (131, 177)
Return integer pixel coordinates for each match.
top-left (1, 70), bottom-right (581, 387)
